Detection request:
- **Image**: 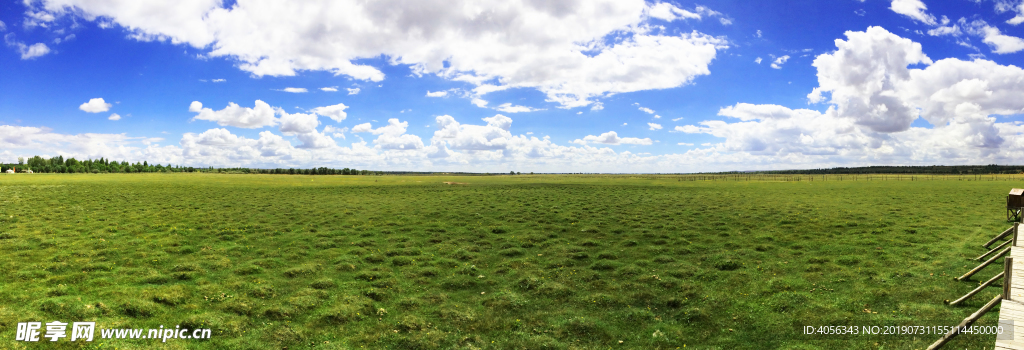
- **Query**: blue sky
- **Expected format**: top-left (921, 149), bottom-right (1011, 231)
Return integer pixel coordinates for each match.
top-left (2, 0), bottom-right (1023, 172)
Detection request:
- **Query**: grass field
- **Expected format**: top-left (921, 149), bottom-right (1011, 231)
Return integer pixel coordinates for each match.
top-left (0, 173), bottom-right (1020, 349)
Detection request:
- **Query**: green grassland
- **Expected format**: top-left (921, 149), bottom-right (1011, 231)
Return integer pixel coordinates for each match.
top-left (0, 173), bottom-right (1020, 349)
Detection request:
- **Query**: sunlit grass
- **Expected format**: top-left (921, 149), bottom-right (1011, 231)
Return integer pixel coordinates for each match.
top-left (0, 173), bottom-right (1018, 349)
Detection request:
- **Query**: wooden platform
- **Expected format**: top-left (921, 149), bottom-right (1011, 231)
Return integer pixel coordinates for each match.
top-left (995, 246), bottom-right (1024, 349)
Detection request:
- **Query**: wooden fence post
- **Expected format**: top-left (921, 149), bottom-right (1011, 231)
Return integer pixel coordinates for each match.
top-left (1005, 257), bottom-right (1013, 301)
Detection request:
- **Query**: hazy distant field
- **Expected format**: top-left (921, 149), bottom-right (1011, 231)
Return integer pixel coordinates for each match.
top-left (0, 173), bottom-right (1019, 349)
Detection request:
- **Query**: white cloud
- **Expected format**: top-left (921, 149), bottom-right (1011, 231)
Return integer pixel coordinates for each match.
top-left (212, 78), bottom-right (226, 82)
top-left (278, 111), bottom-right (320, 135)
top-left (591, 102), bottom-right (604, 111)
top-left (668, 27), bottom-right (1024, 169)
top-left (471, 98), bottom-right (489, 108)
top-left (673, 125), bottom-right (703, 133)
top-left (806, 27), bottom-right (932, 133)
top-left (647, 2), bottom-right (701, 21)
top-left (189, 100), bottom-right (279, 128)
top-left (996, 1), bottom-right (1024, 25)
top-left (718, 103), bottom-right (822, 121)
top-left (32, 0), bottom-right (727, 109)
top-left (294, 130), bottom-right (336, 149)
top-left (653, 115), bottom-right (662, 119)
top-left (677, 142), bottom-right (694, 146)
top-left (638, 106), bottom-right (655, 114)
top-left (19, 43), bottom-right (51, 59)
top-left (648, 122), bottom-right (662, 130)
top-left (756, 29), bottom-right (762, 37)
top-left (770, 55), bottom-right (790, 69)
top-left (280, 87), bottom-right (308, 93)
top-left (927, 24), bottom-right (961, 37)
top-left (926, 18), bottom-right (1024, 54)
top-left (432, 114), bottom-right (513, 151)
top-left (79, 98), bottom-right (112, 113)
top-left (0, 20), bottom-right (6, 31)
top-left (350, 123), bottom-right (372, 133)
top-left (5, 33), bottom-right (51, 59)
top-left (672, 117), bottom-right (684, 121)
top-left (350, 118), bottom-right (424, 150)
top-left (573, 131), bottom-right (652, 145)
top-left (321, 86), bottom-right (338, 92)
top-left (310, 103), bottom-right (349, 122)
top-left (24, 10), bottom-right (56, 28)
top-left (755, 57), bottom-right (762, 64)
top-left (426, 90), bottom-right (448, 97)
top-left (0, 125), bottom-right (180, 165)
top-left (108, 113), bottom-right (121, 121)
top-left (324, 125), bottom-right (348, 139)
top-left (495, 103), bottom-right (542, 113)
top-left (970, 20), bottom-right (1024, 53)
top-left (347, 87), bottom-right (360, 95)
top-left (889, 0), bottom-right (937, 25)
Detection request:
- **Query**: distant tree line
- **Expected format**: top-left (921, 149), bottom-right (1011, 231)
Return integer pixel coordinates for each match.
top-left (215, 167), bottom-right (380, 175)
top-left (1, 156), bottom-right (379, 175)
top-left (751, 165), bottom-right (1024, 175)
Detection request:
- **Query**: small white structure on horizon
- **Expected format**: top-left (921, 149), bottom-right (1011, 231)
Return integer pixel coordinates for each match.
top-left (25, 169), bottom-right (33, 173)
top-left (4, 169), bottom-right (13, 174)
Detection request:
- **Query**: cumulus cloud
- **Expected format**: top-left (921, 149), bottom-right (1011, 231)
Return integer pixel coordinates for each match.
top-left (15, 42), bottom-right (50, 59)
top-left (30, 0), bottom-right (727, 109)
top-left (321, 86), bottom-right (338, 92)
top-left (212, 78), bottom-right (225, 82)
top-left (433, 114), bottom-right (514, 151)
top-left (324, 125), bottom-right (348, 139)
top-left (108, 113), bottom-right (121, 121)
top-left (280, 87), bottom-right (308, 93)
top-left (278, 111), bottom-right (320, 135)
top-left (806, 27), bottom-right (932, 133)
top-left (310, 103), bottom-right (349, 122)
top-left (0, 20), bottom-right (6, 31)
top-left (672, 27), bottom-right (1024, 169)
top-left (648, 123), bottom-right (663, 130)
top-left (351, 118), bottom-right (424, 150)
top-left (347, 88), bottom-right (360, 95)
top-left (189, 100), bottom-right (278, 128)
top-left (770, 55), bottom-right (790, 69)
top-left (471, 98), bottom-right (489, 108)
top-left (79, 98), bottom-right (112, 113)
top-left (6, 33), bottom-right (51, 59)
top-left (426, 90), bottom-right (448, 97)
top-left (638, 106), bottom-right (655, 114)
top-left (495, 103), bottom-right (542, 113)
top-left (573, 131), bottom-right (652, 145)
top-left (755, 57), bottom-right (762, 64)
top-left (889, 0), bottom-right (936, 25)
